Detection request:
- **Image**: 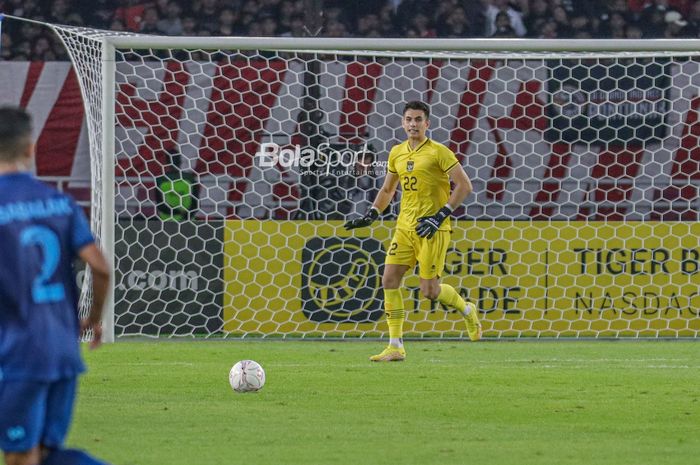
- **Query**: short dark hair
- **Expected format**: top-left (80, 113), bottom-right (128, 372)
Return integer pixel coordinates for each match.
top-left (403, 101), bottom-right (430, 119)
top-left (0, 106), bottom-right (32, 162)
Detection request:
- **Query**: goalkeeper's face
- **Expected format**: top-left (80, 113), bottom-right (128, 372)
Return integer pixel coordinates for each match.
top-left (402, 109), bottom-right (430, 142)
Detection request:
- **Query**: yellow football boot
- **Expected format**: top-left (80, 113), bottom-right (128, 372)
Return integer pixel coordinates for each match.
top-left (463, 302), bottom-right (482, 341)
top-left (369, 345), bottom-right (406, 362)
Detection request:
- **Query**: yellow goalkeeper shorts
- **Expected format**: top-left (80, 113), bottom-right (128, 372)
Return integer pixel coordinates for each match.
top-left (384, 228), bottom-right (450, 279)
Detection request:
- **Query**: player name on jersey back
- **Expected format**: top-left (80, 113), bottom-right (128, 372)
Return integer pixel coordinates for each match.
top-left (0, 197), bottom-right (72, 225)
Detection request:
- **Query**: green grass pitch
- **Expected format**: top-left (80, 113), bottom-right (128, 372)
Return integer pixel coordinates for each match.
top-left (71, 341), bottom-right (699, 465)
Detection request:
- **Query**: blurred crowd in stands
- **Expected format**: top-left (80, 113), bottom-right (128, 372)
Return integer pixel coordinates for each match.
top-left (1, 0), bottom-right (699, 61)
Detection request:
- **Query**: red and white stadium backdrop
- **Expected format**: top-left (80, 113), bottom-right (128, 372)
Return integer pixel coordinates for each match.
top-left (1, 59), bottom-right (699, 220)
top-left (0, 62), bottom-right (91, 180)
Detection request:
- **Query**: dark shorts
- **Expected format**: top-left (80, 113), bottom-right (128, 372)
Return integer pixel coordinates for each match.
top-left (0, 377), bottom-right (77, 452)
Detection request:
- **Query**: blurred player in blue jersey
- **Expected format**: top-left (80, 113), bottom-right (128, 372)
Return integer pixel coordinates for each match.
top-left (0, 107), bottom-right (112, 465)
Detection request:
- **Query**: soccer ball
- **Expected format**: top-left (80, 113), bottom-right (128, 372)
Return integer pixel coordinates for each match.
top-left (229, 360), bottom-right (266, 393)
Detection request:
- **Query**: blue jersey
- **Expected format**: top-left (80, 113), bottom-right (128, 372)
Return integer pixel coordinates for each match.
top-left (0, 173), bottom-right (94, 381)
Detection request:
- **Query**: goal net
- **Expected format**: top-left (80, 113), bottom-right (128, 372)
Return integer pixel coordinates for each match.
top-left (41, 21), bottom-right (700, 339)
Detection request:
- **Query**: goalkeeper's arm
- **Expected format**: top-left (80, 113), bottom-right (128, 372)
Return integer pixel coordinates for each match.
top-left (344, 172), bottom-right (399, 230)
top-left (415, 165), bottom-right (473, 238)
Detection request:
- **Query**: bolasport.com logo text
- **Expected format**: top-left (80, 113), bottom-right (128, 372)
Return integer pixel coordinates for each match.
top-left (256, 142), bottom-right (387, 176)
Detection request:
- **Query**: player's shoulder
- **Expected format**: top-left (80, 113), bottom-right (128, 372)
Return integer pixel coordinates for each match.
top-left (389, 140), bottom-right (410, 155)
top-left (0, 173), bottom-right (77, 208)
top-left (427, 139), bottom-right (455, 155)
top-left (0, 172), bottom-right (53, 195)
top-left (23, 174), bottom-right (72, 200)
top-left (388, 141), bottom-right (411, 163)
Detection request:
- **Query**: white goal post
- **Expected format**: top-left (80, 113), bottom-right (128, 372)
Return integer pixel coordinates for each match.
top-left (11, 15), bottom-right (700, 341)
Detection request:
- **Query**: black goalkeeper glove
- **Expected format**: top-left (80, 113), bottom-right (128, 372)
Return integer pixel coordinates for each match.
top-left (344, 207), bottom-right (380, 230)
top-left (415, 206), bottom-right (452, 239)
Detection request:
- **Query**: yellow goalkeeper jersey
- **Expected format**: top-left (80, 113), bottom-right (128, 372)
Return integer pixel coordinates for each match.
top-left (387, 138), bottom-right (460, 231)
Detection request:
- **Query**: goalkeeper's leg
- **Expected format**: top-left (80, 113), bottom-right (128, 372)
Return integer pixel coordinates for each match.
top-left (418, 232), bottom-right (481, 341)
top-left (437, 283), bottom-right (481, 341)
top-left (370, 263), bottom-right (410, 362)
top-left (420, 278), bottom-right (481, 342)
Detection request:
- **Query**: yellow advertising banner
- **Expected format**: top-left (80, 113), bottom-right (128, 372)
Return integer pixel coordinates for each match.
top-left (223, 221), bottom-right (700, 337)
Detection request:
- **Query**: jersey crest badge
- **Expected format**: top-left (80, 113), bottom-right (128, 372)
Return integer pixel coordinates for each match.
top-left (406, 160), bottom-right (414, 172)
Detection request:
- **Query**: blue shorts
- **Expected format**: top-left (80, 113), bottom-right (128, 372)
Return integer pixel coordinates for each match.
top-left (0, 378), bottom-right (77, 452)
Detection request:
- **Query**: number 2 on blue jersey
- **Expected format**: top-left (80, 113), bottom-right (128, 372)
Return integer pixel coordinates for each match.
top-left (20, 225), bottom-right (66, 303)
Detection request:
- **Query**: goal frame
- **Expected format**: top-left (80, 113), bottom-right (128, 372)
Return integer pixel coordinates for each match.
top-left (91, 36), bottom-right (700, 342)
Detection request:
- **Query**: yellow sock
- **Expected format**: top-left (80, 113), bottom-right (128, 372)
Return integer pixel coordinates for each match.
top-left (384, 288), bottom-right (405, 346)
top-left (438, 283), bottom-right (467, 313)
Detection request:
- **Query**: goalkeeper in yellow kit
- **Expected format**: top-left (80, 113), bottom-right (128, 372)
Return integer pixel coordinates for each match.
top-left (345, 101), bottom-right (481, 361)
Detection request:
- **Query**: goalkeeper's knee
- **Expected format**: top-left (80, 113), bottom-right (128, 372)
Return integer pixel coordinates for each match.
top-left (420, 279), bottom-right (441, 300)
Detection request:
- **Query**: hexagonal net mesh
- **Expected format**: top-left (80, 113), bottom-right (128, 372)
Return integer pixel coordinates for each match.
top-left (50, 25), bottom-right (700, 339)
